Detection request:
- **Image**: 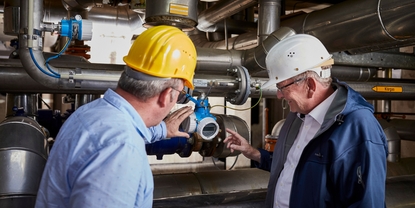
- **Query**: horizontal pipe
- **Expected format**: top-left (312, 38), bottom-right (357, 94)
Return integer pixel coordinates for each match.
top-left (197, 0), bottom-right (257, 32)
top-left (151, 168), bottom-right (415, 207)
top-left (254, 78), bottom-right (415, 100)
top-left (252, 65), bottom-right (377, 81)
top-left (1, 60), bottom-right (414, 101)
top-left (281, 0), bottom-right (415, 54)
top-left (388, 119), bottom-right (415, 142)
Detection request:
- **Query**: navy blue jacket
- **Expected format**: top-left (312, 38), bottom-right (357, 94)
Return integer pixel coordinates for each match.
top-left (256, 80), bottom-right (388, 207)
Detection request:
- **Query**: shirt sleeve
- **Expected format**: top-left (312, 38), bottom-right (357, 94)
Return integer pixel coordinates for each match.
top-left (69, 140), bottom-right (152, 208)
top-left (146, 121), bottom-right (167, 144)
top-left (254, 148), bottom-right (273, 172)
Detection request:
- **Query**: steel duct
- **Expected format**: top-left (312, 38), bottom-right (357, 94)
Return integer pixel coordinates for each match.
top-left (0, 116), bottom-right (48, 208)
top-left (256, 78), bottom-right (415, 100)
top-left (61, 0), bottom-right (100, 11)
top-left (197, 0), bottom-right (257, 32)
top-left (385, 175), bottom-right (415, 208)
top-left (257, 0), bottom-right (281, 43)
top-left (378, 119), bottom-right (401, 163)
top-left (346, 79), bottom-right (415, 100)
top-left (281, 0), bottom-right (415, 54)
top-left (1, 59), bottom-right (409, 102)
top-left (153, 168), bottom-right (269, 207)
top-left (8, 0), bottom-right (415, 95)
top-left (388, 119), bottom-right (415, 142)
top-left (150, 168), bottom-right (415, 208)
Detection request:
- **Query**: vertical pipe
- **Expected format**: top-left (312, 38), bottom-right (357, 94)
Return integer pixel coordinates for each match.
top-left (258, 0), bottom-right (282, 147)
top-left (27, 0), bottom-right (34, 47)
top-left (257, 0), bottom-right (281, 43)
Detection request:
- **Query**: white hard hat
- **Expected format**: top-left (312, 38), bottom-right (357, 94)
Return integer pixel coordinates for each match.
top-left (262, 34), bottom-right (334, 89)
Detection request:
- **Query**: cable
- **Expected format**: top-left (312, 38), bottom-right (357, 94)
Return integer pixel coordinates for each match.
top-left (45, 36), bottom-right (73, 77)
top-left (211, 155), bottom-right (239, 170)
top-left (228, 155), bottom-right (238, 170)
top-left (29, 36), bottom-right (72, 79)
top-left (29, 48), bottom-right (60, 78)
top-left (38, 94), bottom-right (51, 109)
top-left (211, 157), bottom-right (223, 170)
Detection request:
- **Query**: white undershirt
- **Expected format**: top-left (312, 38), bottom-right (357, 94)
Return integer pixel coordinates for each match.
top-left (274, 90), bottom-right (338, 208)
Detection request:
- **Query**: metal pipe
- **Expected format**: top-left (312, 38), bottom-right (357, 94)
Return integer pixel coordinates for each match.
top-left (0, 116), bottom-right (48, 208)
top-left (189, 30), bottom-right (259, 50)
top-left (255, 78), bottom-right (415, 100)
top-left (389, 119), bottom-right (415, 142)
top-left (197, 0), bottom-right (257, 32)
top-left (195, 47), bottom-right (244, 73)
top-left (243, 27), bottom-right (296, 74)
top-left (281, 0), bottom-right (415, 54)
top-left (4, 59), bottom-right (412, 101)
top-left (151, 169), bottom-right (415, 208)
top-left (204, 19), bottom-right (257, 34)
top-left (253, 65), bottom-right (377, 81)
top-left (61, 0), bottom-right (99, 11)
top-left (18, 0), bottom-right (124, 91)
top-left (378, 119), bottom-right (401, 163)
top-left (257, 0), bottom-right (281, 43)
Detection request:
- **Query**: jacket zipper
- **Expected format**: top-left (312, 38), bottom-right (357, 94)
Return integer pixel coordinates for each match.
top-left (357, 166), bottom-right (366, 189)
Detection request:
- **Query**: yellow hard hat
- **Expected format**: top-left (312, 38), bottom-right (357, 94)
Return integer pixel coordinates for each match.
top-left (123, 25), bottom-right (197, 89)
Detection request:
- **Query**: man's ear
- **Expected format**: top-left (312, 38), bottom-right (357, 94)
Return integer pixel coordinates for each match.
top-left (158, 88), bottom-right (171, 108)
top-left (307, 77), bottom-right (316, 97)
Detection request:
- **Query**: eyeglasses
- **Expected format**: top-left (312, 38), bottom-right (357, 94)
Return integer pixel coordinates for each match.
top-left (170, 87), bottom-right (189, 103)
top-left (276, 77), bottom-right (306, 93)
top-left (170, 87), bottom-right (187, 95)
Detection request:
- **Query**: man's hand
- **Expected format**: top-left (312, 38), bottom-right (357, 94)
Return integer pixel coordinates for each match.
top-left (164, 106), bottom-right (193, 138)
top-left (224, 128), bottom-right (261, 162)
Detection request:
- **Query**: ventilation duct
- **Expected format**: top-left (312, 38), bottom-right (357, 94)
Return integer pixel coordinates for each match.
top-left (143, 0), bottom-right (198, 31)
top-left (0, 117), bottom-right (48, 208)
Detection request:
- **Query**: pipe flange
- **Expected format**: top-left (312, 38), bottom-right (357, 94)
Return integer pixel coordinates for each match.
top-left (227, 65), bottom-right (250, 105)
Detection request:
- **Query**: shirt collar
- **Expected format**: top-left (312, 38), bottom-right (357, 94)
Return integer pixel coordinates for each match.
top-left (307, 89), bottom-right (338, 125)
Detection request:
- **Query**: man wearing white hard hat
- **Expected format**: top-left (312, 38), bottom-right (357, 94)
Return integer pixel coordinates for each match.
top-left (224, 34), bottom-right (387, 207)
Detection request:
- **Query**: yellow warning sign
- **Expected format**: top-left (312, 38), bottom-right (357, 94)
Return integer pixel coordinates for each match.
top-left (372, 86), bottom-right (403, 93)
top-left (169, 3), bottom-right (189, 16)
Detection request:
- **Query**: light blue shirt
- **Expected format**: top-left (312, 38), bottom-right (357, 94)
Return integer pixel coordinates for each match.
top-left (35, 89), bottom-right (167, 208)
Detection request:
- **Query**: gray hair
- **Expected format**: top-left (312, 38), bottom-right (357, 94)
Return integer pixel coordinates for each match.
top-left (294, 66), bottom-right (332, 88)
top-left (118, 70), bottom-right (183, 102)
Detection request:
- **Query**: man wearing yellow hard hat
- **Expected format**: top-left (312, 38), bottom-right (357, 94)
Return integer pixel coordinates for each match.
top-left (36, 26), bottom-right (197, 208)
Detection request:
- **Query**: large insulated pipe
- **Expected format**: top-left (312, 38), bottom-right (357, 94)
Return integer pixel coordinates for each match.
top-left (43, 1), bottom-right (144, 32)
top-left (378, 119), bottom-right (401, 163)
top-left (257, 0), bottom-right (281, 43)
top-left (1, 59), bottom-right (411, 102)
top-left (61, 0), bottom-right (99, 11)
top-left (281, 0), bottom-right (415, 54)
top-left (153, 168), bottom-right (269, 207)
top-left (197, 0), bottom-right (257, 32)
top-left (256, 78), bottom-right (415, 100)
top-left (388, 119), bottom-right (415, 142)
top-left (16, 0), bottom-right (130, 91)
top-left (189, 30), bottom-right (259, 50)
top-left (0, 116), bottom-right (48, 208)
top-left (150, 172), bottom-right (415, 208)
top-left (0, 59), bottom-right (121, 93)
top-left (192, 0), bottom-right (415, 72)
top-left (144, 0), bottom-right (198, 31)
top-left (7, 94), bottom-right (38, 117)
